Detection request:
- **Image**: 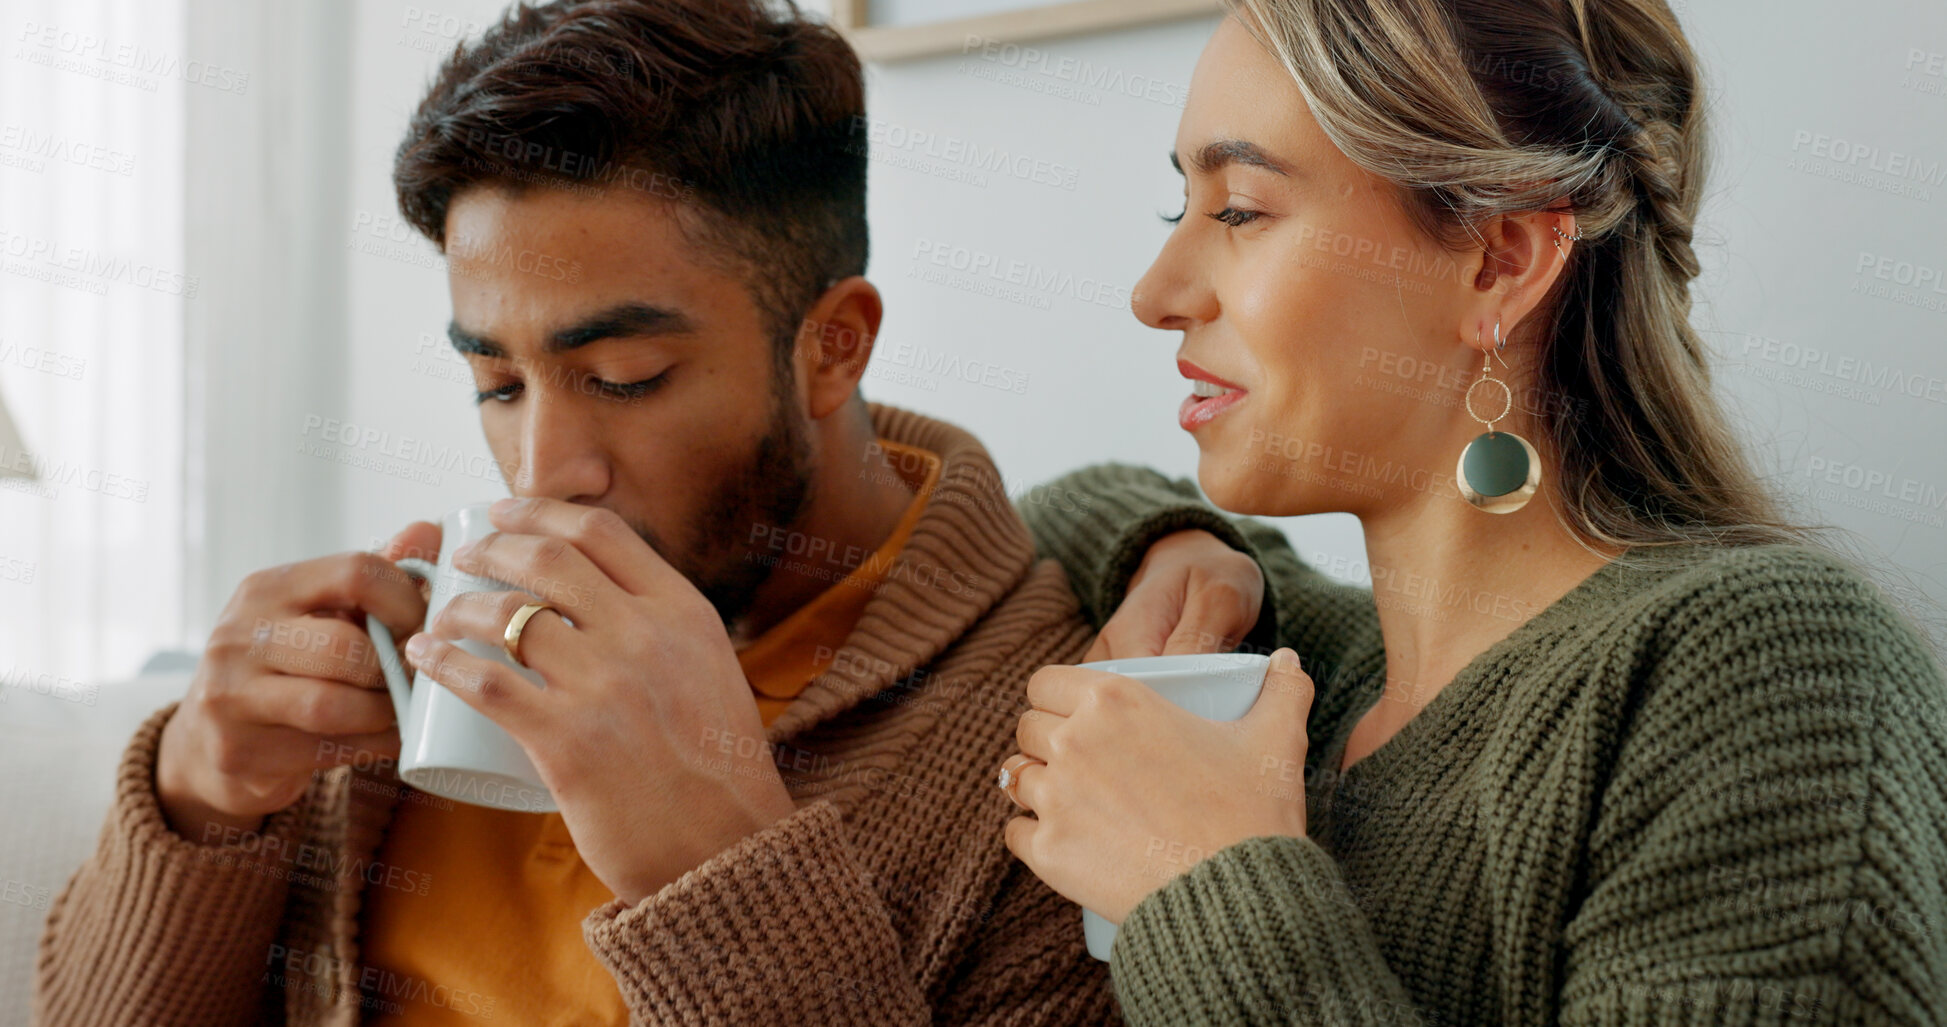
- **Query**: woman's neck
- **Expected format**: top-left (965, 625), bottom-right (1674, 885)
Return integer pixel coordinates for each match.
top-left (1356, 483), bottom-right (1619, 716)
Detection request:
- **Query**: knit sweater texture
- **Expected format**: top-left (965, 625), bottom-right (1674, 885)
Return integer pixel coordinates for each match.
top-left (34, 407), bottom-right (1118, 1026)
top-left (1020, 463), bottom-right (1947, 1027)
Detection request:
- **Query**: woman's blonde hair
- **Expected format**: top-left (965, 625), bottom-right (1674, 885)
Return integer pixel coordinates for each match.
top-left (1227, 0), bottom-right (1809, 551)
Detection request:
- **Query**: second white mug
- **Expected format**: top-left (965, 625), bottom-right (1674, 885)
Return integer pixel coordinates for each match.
top-left (1072, 651), bottom-right (1271, 961)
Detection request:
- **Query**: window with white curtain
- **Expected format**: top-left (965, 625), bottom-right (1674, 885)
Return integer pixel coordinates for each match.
top-left (0, 0), bottom-right (188, 691)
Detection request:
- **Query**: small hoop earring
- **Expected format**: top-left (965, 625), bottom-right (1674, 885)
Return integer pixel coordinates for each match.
top-left (1550, 224), bottom-right (1584, 253)
top-left (1456, 318), bottom-right (1540, 514)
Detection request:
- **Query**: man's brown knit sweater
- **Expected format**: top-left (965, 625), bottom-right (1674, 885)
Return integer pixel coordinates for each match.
top-left (34, 405), bottom-right (1117, 1026)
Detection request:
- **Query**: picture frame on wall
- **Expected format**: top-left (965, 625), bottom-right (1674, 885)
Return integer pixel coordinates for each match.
top-left (830, 0), bottom-right (1224, 62)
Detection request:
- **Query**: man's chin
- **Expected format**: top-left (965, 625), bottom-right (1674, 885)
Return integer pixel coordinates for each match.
top-left (628, 371), bottom-right (815, 631)
top-left (694, 550), bottom-right (777, 629)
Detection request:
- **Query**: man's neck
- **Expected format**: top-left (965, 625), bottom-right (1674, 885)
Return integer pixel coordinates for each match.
top-left (728, 413), bottom-right (919, 646)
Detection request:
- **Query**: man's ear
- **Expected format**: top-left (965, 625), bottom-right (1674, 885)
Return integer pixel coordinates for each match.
top-left (1459, 211), bottom-right (1576, 350)
top-left (792, 276), bottom-right (884, 420)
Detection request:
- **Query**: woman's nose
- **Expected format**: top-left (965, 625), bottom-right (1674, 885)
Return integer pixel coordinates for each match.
top-left (1131, 233), bottom-right (1213, 331)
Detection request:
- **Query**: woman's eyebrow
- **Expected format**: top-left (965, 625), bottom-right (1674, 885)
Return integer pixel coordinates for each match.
top-left (1170, 139), bottom-right (1297, 177)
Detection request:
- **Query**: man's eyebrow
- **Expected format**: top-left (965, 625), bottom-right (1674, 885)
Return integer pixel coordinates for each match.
top-left (448, 323), bottom-right (501, 358)
top-left (446, 302), bottom-right (699, 359)
top-left (548, 302), bottom-right (697, 354)
top-left (1171, 139), bottom-right (1296, 177)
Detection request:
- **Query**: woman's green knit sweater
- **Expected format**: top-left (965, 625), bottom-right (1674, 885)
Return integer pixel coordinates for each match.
top-left (1019, 463), bottom-right (1947, 1026)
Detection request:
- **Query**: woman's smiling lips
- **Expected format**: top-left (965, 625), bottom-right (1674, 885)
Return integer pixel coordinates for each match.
top-left (1177, 357), bottom-right (1248, 432)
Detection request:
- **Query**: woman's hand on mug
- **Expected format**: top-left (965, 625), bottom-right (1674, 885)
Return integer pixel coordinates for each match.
top-left (1000, 648), bottom-right (1314, 924)
top-left (1086, 529), bottom-right (1265, 661)
top-left (154, 521), bottom-right (437, 845)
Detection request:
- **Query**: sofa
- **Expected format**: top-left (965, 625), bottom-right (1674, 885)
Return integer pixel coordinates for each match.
top-left (0, 659), bottom-right (195, 1027)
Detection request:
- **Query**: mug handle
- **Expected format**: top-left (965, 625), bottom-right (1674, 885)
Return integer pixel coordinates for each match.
top-left (366, 557), bottom-right (438, 729)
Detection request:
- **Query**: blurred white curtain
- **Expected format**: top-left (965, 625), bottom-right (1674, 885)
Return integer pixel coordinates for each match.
top-left (178, 0), bottom-right (349, 650)
top-left (0, 0), bottom-right (187, 689)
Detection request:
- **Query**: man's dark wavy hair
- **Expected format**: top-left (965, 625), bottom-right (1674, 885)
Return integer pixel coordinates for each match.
top-left (393, 0), bottom-right (869, 350)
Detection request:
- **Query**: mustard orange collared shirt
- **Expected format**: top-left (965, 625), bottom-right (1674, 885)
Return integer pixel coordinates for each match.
top-left (358, 439), bottom-right (941, 1025)
top-left (742, 440), bottom-right (941, 721)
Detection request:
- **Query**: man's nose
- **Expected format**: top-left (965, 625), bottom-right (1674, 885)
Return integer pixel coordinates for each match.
top-left (514, 394), bottom-right (610, 503)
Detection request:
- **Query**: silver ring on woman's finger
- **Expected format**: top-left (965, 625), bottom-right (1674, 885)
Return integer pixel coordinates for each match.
top-left (997, 754), bottom-right (1043, 809)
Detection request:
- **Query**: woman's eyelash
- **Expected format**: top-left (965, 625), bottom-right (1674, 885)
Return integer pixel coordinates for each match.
top-left (1160, 206), bottom-right (1262, 227)
top-left (1207, 206), bottom-right (1261, 227)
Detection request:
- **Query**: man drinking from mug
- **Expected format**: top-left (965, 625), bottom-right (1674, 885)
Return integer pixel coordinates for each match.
top-left (34, 1), bottom-right (1139, 1022)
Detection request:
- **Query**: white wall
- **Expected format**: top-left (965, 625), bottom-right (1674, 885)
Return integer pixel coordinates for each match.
top-left (1677, 0), bottom-right (1947, 650)
top-left (849, 14), bottom-right (1260, 508)
top-left (335, 0), bottom-right (514, 559)
top-left (325, 0), bottom-right (1946, 653)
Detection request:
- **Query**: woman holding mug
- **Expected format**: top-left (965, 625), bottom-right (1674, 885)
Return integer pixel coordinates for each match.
top-left (1002, 0), bottom-right (1947, 1023)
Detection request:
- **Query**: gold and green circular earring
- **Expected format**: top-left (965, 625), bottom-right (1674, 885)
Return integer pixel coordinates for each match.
top-left (1456, 318), bottom-right (1540, 514)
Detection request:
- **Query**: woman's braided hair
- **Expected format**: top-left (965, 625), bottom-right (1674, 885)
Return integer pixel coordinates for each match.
top-left (1227, 0), bottom-right (1808, 550)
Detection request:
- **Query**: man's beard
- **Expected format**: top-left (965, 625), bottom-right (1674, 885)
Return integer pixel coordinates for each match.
top-left (626, 364), bottom-right (815, 628)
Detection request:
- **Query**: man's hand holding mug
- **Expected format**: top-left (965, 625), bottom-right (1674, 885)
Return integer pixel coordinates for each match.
top-left (404, 496), bottom-right (795, 904)
top-left (155, 520), bottom-right (440, 845)
top-left (157, 496), bottom-right (796, 906)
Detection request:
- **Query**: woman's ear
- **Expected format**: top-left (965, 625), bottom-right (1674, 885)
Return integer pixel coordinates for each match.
top-left (792, 276), bottom-right (884, 420)
top-left (1460, 211), bottom-right (1576, 348)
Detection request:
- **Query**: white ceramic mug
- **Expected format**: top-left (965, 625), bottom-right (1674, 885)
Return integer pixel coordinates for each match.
top-left (1074, 651), bottom-right (1271, 961)
top-left (365, 502), bottom-right (557, 813)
